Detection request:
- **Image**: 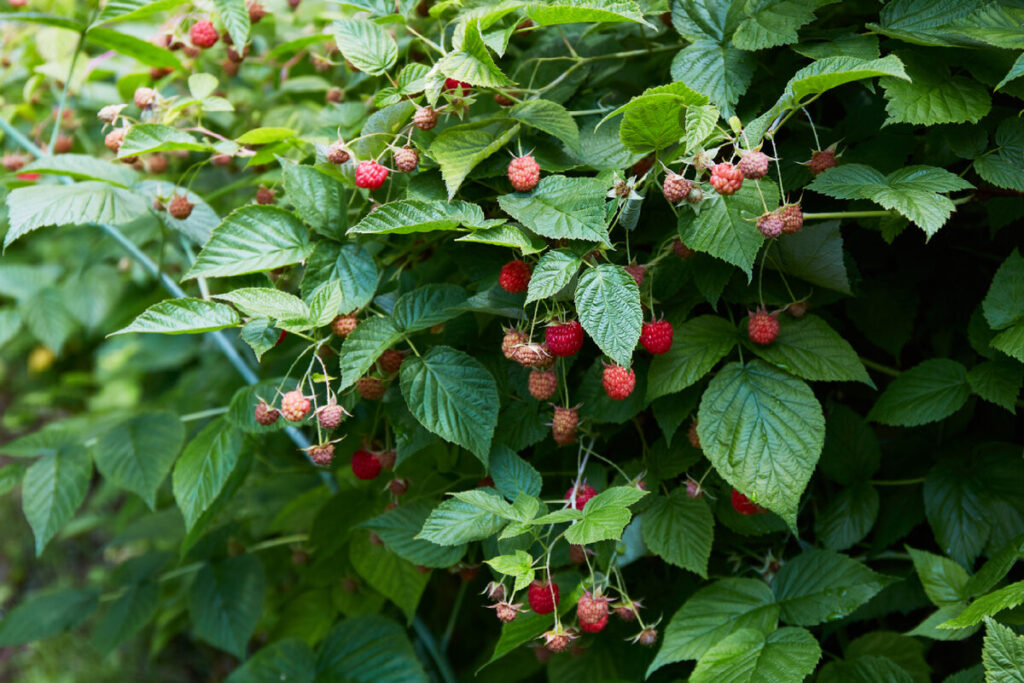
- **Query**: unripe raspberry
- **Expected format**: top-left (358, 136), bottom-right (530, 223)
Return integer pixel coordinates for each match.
top-left (662, 173), bottom-right (692, 203)
top-left (747, 307), bottom-right (779, 345)
top-left (568, 544), bottom-right (588, 564)
top-left (167, 194), bottom-right (194, 220)
top-left (512, 342), bottom-right (553, 369)
top-left (602, 363), bottom-right (636, 400)
top-left (807, 147), bottom-right (837, 175)
top-left (737, 150), bottom-right (771, 179)
top-left (634, 628), bottom-right (658, 646)
top-left (527, 580), bottom-right (560, 615)
top-left (378, 349), bottom-right (405, 374)
top-left (247, 1), bottom-right (267, 23)
top-left (326, 141), bottom-right (350, 165)
top-left (52, 135), bottom-right (73, 154)
top-left (672, 238), bottom-right (694, 259)
top-left (542, 629), bottom-right (575, 653)
top-left (564, 483), bottom-right (597, 510)
top-left (640, 320), bottom-right (673, 354)
top-left (389, 477), bottom-right (408, 496)
top-left (494, 93), bottom-right (515, 106)
top-left (326, 87), bottom-right (343, 103)
top-left (134, 87), bottom-right (156, 109)
top-left (2, 153), bottom-right (26, 171)
top-left (147, 154), bottom-right (167, 174)
top-left (788, 300), bottom-right (808, 318)
top-left (308, 443), bottom-right (334, 466)
top-left (686, 478), bottom-right (703, 498)
top-left (528, 369), bottom-right (557, 401)
top-left (377, 449), bottom-right (396, 469)
top-left (492, 601), bottom-right (523, 623)
top-left (688, 419), bottom-right (701, 450)
top-left (318, 403), bottom-right (345, 429)
top-left (709, 163), bottom-right (743, 195)
top-left (507, 154), bottom-right (540, 192)
top-left (614, 601), bottom-right (641, 621)
top-left (355, 160), bottom-right (388, 190)
top-left (498, 260), bottom-right (531, 293)
top-left (686, 185), bottom-right (704, 204)
top-left (577, 591), bottom-right (611, 625)
top-left (351, 449), bottom-right (382, 480)
top-left (580, 615), bottom-right (608, 633)
top-left (104, 127), bottom-right (126, 154)
top-left (211, 153), bottom-right (232, 166)
top-left (393, 146), bottom-right (418, 173)
top-left (413, 106), bottom-right (437, 130)
top-left (551, 406), bottom-right (578, 446)
top-left (545, 320), bottom-right (584, 357)
top-left (190, 20), bottom-right (219, 49)
top-left (254, 400), bottom-right (279, 426)
top-left (501, 329), bottom-right (528, 360)
top-left (281, 390), bottom-right (311, 422)
top-left (757, 213), bottom-right (783, 239)
top-left (779, 203), bottom-right (803, 234)
top-left (483, 581), bottom-right (506, 602)
top-left (356, 376), bottom-right (386, 400)
top-left (624, 264), bottom-right (646, 287)
top-left (632, 153), bottom-right (655, 177)
top-left (255, 185), bottom-right (275, 205)
top-left (731, 488), bottom-right (765, 515)
top-left (331, 314), bottom-right (358, 337)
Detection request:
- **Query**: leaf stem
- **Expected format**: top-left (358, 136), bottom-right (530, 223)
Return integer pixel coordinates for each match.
top-left (803, 210), bottom-right (894, 220)
top-left (858, 357), bottom-right (901, 377)
top-left (412, 617), bottom-right (458, 683)
top-left (180, 407), bottom-right (229, 422)
top-left (440, 579), bottom-right (468, 651)
top-left (870, 478), bottom-right (925, 486)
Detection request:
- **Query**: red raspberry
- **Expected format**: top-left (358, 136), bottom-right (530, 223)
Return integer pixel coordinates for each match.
top-left (326, 141), bottom-right (350, 164)
top-left (527, 580), bottom-right (560, 615)
top-left (413, 106), bottom-right (438, 130)
top-left (494, 93), bottom-right (515, 106)
top-left (501, 329), bottom-right (528, 360)
top-left (731, 488), bottom-right (765, 515)
top-left (737, 150), bottom-right (771, 180)
top-left (779, 203), bottom-right (803, 234)
top-left (318, 403), bottom-right (345, 429)
top-left (104, 128), bottom-right (126, 154)
top-left (632, 154), bottom-right (655, 178)
top-left (602, 364), bottom-right (635, 400)
top-left (351, 450), bottom-right (382, 480)
top-left (624, 264), bottom-right (646, 287)
top-left (308, 443), bottom-right (335, 466)
top-left (393, 146), bottom-right (418, 173)
top-left (568, 544), bottom-right (588, 564)
top-left (512, 342), bottom-right (553, 368)
top-left (377, 449), bottom-right (396, 469)
top-left (356, 376), bottom-right (386, 400)
top-left (281, 390), bottom-right (311, 422)
top-left (247, 1), bottom-right (267, 23)
top-left (580, 615), bottom-right (608, 633)
top-left (747, 307), bottom-right (779, 345)
top-left (332, 314), bottom-right (358, 337)
top-left (528, 369), bottom-right (558, 401)
top-left (492, 601), bottom-right (524, 623)
top-left (378, 349), bottom-right (405, 374)
top-left (355, 160), bottom-right (388, 190)
top-left (807, 147), bottom-right (837, 175)
top-left (190, 20), bottom-right (219, 49)
top-left (672, 238), bottom-right (694, 259)
top-left (757, 213), bottom-right (783, 239)
top-left (662, 173), bottom-right (692, 203)
top-left (552, 406), bottom-right (578, 446)
top-left (688, 419), bottom-right (701, 450)
top-left (499, 260), bottom-right (531, 293)
top-left (788, 300), bottom-right (808, 318)
top-left (167, 194), bottom-right (194, 220)
top-left (564, 483), bottom-right (597, 510)
top-left (640, 320), bottom-right (673, 354)
top-left (507, 154), bottom-right (540, 192)
top-left (709, 163), bottom-right (743, 195)
top-left (444, 78), bottom-right (472, 92)
top-left (545, 321), bottom-right (584, 357)
top-left (577, 591), bottom-right (611, 625)
top-left (254, 400), bottom-right (279, 426)
top-left (255, 185), bottom-right (275, 205)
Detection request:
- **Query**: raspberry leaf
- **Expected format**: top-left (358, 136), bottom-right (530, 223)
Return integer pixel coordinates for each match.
top-left (172, 419), bottom-right (243, 532)
top-left (509, 99), bottom-right (580, 151)
top-left (362, 502), bottom-right (467, 568)
top-left (186, 206), bottom-right (313, 279)
top-left (485, 550), bottom-right (536, 592)
top-left (689, 627), bottom-right (821, 683)
top-left (301, 242), bottom-right (378, 315)
top-left (20, 153), bottom-right (138, 187)
top-left (574, 264), bottom-right (642, 367)
top-left (434, 20), bottom-right (513, 88)
top-left (338, 316), bottom-right (404, 391)
top-left (942, 586), bottom-right (1024, 631)
top-left (768, 220), bottom-right (852, 294)
top-left (5, 182), bottom-right (150, 248)
top-left (678, 179), bottom-right (776, 275)
top-left (867, 359), bottom-right (970, 426)
top-left (733, 0), bottom-right (838, 51)
top-left (393, 284), bottom-right (468, 333)
top-left (349, 199), bottom-right (498, 235)
top-left (331, 18), bottom-right (397, 76)
top-left (880, 54), bottom-right (990, 126)
top-left (224, 638), bottom-right (315, 683)
top-left (489, 444), bottom-right (542, 499)
top-left (118, 124), bottom-right (208, 157)
top-left (95, 412), bottom-right (185, 510)
top-left (670, 39), bottom-right (754, 115)
top-left (455, 224), bottom-right (547, 253)
top-left (981, 619), bottom-right (1024, 680)
top-left (967, 359), bottom-right (1023, 413)
top-left (429, 119), bottom-right (520, 199)
top-left (908, 546), bottom-right (971, 607)
top-left (524, 0), bottom-right (649, 26)
top-left (745, 314), bottom-right (873, 386)
top-left (982, 249), bottom-right (1024, 330)
top-left (772, 549), bottom-right (894, 626)
top-left (418, 498), bottom-right (507, 545)
top-left (647, 315), bottom-right (738, 401)
top-left (22, 445), bottom-right (93, 556)
top-left (213, 287), bottom-right (311, 331)
top-left (498, 175), bottom-right (611, 245)
top-left (642, 487), bottom-right (714, 577)
top-left (316, 616), bottom-right (428, 681)
top-left (188, 556), bottom-right (265, 658)
top-left (818, 404), bottom-right (881, 485)
top-left (0, 587), bottom-right (99, 647)
top-left (814, 481), bottom-right (879, 551)
top-left (280, 162), bottom-right (348, 240)
top-left (563, 486), bottom-right (647, 545)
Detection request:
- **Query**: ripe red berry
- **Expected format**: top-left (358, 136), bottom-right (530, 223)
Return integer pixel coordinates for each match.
top-left (624, 264), bottom-right (646, 287)
top-left (501, 329), bottom-right (528, 360)
top-left (737, 150), bottom-right (771, 180)
top-left (662, 173), bottom-right (692, 204)
top-left (640, 320), bottom-right (673, 354)
top-left (351, 449), bottom-right (382, 480)
top-left (499, 260), bottom-right (531, 293)
top-left (167, 194), bottom-right (194, 220)
top-left (552, 406), bottom-right (578, 446)
top-left (807, 147), bottom-right (837, 175)
top-left (393, 146), bottom-right (418, 173)
top-left (527, 580), bottom-right (560, 615)
top-left (326, 141), bottom-right (350, 165)
top-left (356, 376), bottom-right (386, 400)
top-left (332, 314), bottom-right (358, 337)
top-left (577, 591), bottom-right (611, 625)
top-left (308, 443), bottom-right (335, 466)
top-left (281, 390), bottom-right (311, 422)
top-left (190, 20), bottom-right (219, 49)
top-left (731, 488), bottom-right (765, 515)
top-left (355, 160), bottom-right (388, 190)
top-left (254, 400), bottom-right (279, 426)
top-left (779, 203), bottom-right (803, 234)
top-left (528, 369), bottom-right (558, 401)
top-left (318, 403), bottom-right (345, 429)
top-left (545, 320), bottom-right (584, 357)
top-left (709, 163), bottom-right (743, 195)
top-left (580, 615), bottom-right (608, 633)
top-left (672, 238), bottom-right (695, 259)
top-left (757, 213), bottom-right (784, 239)
top-left (564, 483), bottom-right (597, 510)
top-left (747, 307), bottom-right (779, 345)
top-left (413, 106), bottom-right (438, 130)
top-left (507, 154), bottom-right (540, 192)
top-left (602, 364), bottom-right (636, 400)
top-left (378, 349), bottom-right (405, 374)
top-left (444, 78), bottom-right (472, 92)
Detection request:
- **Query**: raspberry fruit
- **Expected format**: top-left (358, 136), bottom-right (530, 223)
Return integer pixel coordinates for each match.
top-left (356, 376), bottom-right (386, 400)
top-left (580, 615), bottom-right (608, 633)
top-left (747, 307), bottom-right (779, 345)
top-left (308, 443), bottom-right (335, 466)
top-left (624, 264), bottom-right (646, 287)
top-left (672, 238), bottom-right (695, 259)
top-left (568, 544), bottom-right (588, 564)
top-left (326, 141), bottom-right (350, 165)
top-left (564, 483), bottom-right (597, 510)
top-left (444, 78), bottom-right (472, 92)
top-left (388, 477), bottom-right (408, 496)
top-left (512, 342), bottom-right (553, 368)
top-left (507, 154), bottom-right (540, 192)
top-left (602, 364), bottom-right (636, 400)
top-left (325, 87), bottom-right (343, 103)
top-left (632, 154), bottom-right (655, 178)
top-left (577, 591), bottom-right (611, 625)
top-left (614, 600), bottom-right (641, 621)
top-left (355, 160), bottom-right (388, 190)
top-left (788, 300), bottom-right (808, 318)
top-left (634, 628), bottom-right (659, 646)
top-left (351, 450), bottom-right (382, 480)
top-left (190, 20), bottom-right (219, 49)
top-left (254, 400), bottom-right (279, 426)
top-left (104, 128), bottom-right (126, 154)
top-left (318, 403), bottom-right (345, 430)
top-left (413, 106), bottom-right (438, 130)
top-left (281, 390), bottom-right (311, 422)
top-left (779, 203), bottom-right (803, 234)
top-left (147, 154), bottom-right (167, 174)
top-left (662, 173), bottom-right (692, 204)
top-left (709, 163), bottom-right (744, 195)
top-left (255, 185), bottom-right (275, 205)
top-left (688, 419), bottom-right (701, 450)
top-left (247, 1), bottom-right (267, 23)
top-left (492, 601), bottom-right (524, 623)
top-left (737, 150), bottom-right (771, 180)
top-left (52, 135), bottom-right (73, 154)
top-left (393, 146), bottom-right (418, 173)
top-left (2, 152), bottom-right (27, 171)
top-left (331, 314), bottom-right (358, 337)
top-left (527, 580), bottom-right (560, 615)
top-left (552, 406), bottom-right (579, 446)
top-left (134, 87), bottom-right (156, 109)
top-left (501, 329), bottom-right (528, 360)
top-left (731, 488), bottom-right (765, 515)
top-left (378, 349), bottom-right (405, 374)
top-left (640, 320), bottom-right (673, 354)
top-left (686, 185), bottom-right (704, 204)
top-left (168, 194), bottom-right (194, 220)
top-left (757, 213), bottom-right (783, 239)
top-left (499, 260), bottom-right (531, 293)
top-left (545, 320), bottom-right (584, 357)
top-left (494, 93), bottom-right (515, 106)
top-left (686, 478), bottom-right (703, 498)
top-left (377, 449), bottom-right (396, 469)
top-left (528, 369), bottom-right (558, 401)
top-left (807, 147), bottom-right (837, 175)
top-left (542, 629), bottom-right (575, 653)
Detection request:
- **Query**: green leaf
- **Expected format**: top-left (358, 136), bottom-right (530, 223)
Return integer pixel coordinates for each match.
top-left (642, 487), bottom-right (714, 577)
top-left (86, 27), bottom-right (182, 68)
top-left (331, 18), bottom-right (397, 75)
top-left (647, 315), bottom-right (738, 401)
top-left (213, 288), bottom-right (311, 331)
top-left (428, 118), bottom-right (519, 199)
top-left (973, 154), bottom-right (1024, 192)
top-left (997, 53), bottom-right (1024, 90)
top-left (363, 502), bottom-right (467, 568)
top-left (670, 40), bottom-right (754, 115)
top-left (213, 0), bottom-right (250, 48)
top-left (818, 404), bottom-right (880, 485)
top-left (647, 578), bottom-right (778, 674)
top-left (19, 287), bottom-right (76, 354)
top-left (684, 104), bottom-right (720, 153)
top-left (815, 481), bottom-right (878, 551)
top-left (435, 20), bottom-right (512, 87)
top-left (982, 618), bottom-right (1024, 681)
top-left (880, 54), bottom-right (990, 126)
top-left (0, 588), bottom-right (99, 646)
top-left (509, 99), bottom-right (580, 151)
top-left (186, 206), bottom-right (312, 280)
top-left (992, 322), bottom-right (1024, 364)
top-left (733, 0), bottom-right (838, 50)
top-left (941, 582), bottom-right (1024, 630)
top-left (564, 486), bottom-right (648, 545)
top-left (0, 310), bottom-right (20, 350)
top-left (349, 532), bottom-right (429, 622)
top-left (280, 162), bottom-right (347, 240)
top-left (868, 359), bottom-right (970, 426)
top-left (846, 631), bottom-right (931, 683)
top-left (338, 316), bottom-right (404, 391)
top-left (573, 264), bottom-right (642, 367)
top-left (498, 175), bottom-right (610, 245)
top-left (399, 346), bottom-right (499, 463)
top-left (91, 580), bottom-right (160, 654)
top-left (113, 298), bottom-right (241, 335)
top-left (307, 282), bottom-right (344, 328)
top-left (690, 627), bottom-right (821, 683)
top-left (349, 199), bottom-right (495, 235)
top-left (769, 220), bottom-right (852, 294)
top-left (967, 359), bottom-right (1022, 413)
top-left (678, 179), bottom-right (776, 275)
top-left (925, 457), bottom-right (991, 567)
top-left (609, 83), bottom-right (707, 153)
top-left (172, 419), bottom-right (243, 532)
top-left (95, 412), bottom-right (184, 509)
top-left (94, 0), bottom-right (187, 25)
top-left (489, 444), bottom-right (542, 500)
top-left (524, 0), bottom-right (647, 26)
top-left (418, 497), bottom-right (507, 545)
top-left (908, 546), bottom-right (970, 607)
top-left (907, 604), bottom-right (980, 642)
top-left (697, 360), bottom-right (824, 528)
top-left (454, 224), bottom-right (546, 253)
top-left (525, 250), bottom-right (580, 303)
top-left (747, 314), bottom-right (872, 385)
top-left (0, 463), bottom-right (24, 496)
top-left (240, 318), bottom-right (279, 361)
top-left (316, 615), bottom-right (428, 681)
top-left (819, 656), bottom-right (914, 683)
top-left (189, 555), bottom-right (265, 658)
top-left (20, 154), bottom-right (138, 187)
top-left (966, 535), bottom-right (1024, 598)
top-left (301, 243), bottom-right (378, 316)
top-left (22, 445), bottom-right (92, 555)
top-left (118, 124), bottom-right (208, 157)
top-left (773, 549), bottom-right (893, 626)
top-left (224, 638), bottom-right (315, 683)
top-left (485, 550), bottom-right (536, 592)
top-left (236, 127), bottom-right (293, 146)
top-left (983, 249), bottom-right (1024, 330)
top-left (5, 182), bottom-right (149, 248)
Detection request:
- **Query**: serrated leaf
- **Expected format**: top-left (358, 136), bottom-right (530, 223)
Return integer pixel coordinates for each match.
top-left (239, 318), bottom-right (279, 361)
top-left (881, 55), bottom-right (990, 126)
top-left (189, 555), bottom-right (265, 658)
top-left (20, 154), bottom-right (138, 187)
top-left (95, 412), bottom-right (184, 509)
top-left (86, 27), bottom-right (183, 68)
top-left (22, 445), bottom-right (92, 555)
top-left (574, 264), bottom-right (642, 367)
top-left (973, 154), bottom-right (1024, 192)
top-left (455, 224), bottom-right (546, 253)
top-left (428, 119), bottom-right (520, 199)
top-left (941, 582), bottom-right (1024, 630)
top-left (94, 0), bottom-right (187, 25)
top-left (363, 502), bottom-right (466, 568)
top-left (967, 359), bottom-right (1022, 413)
top-left (733, 0), bottom-right (838, 50)
top-left (684, 104), bottom-right (720, 153)
top-left (172, 419), bottom-right (243, 532)
top-left (908, 546), bottom-right (970, 607)
top-left (868, 359), bottom-right (970, 426)
top-left (925, 457), bottom-right (991, 567)
top-left (498, 175), bottom-right (610, 245)
top-left (690, 627), bottom-right (822, 683)
top-left (213, 0), bottom-right (249, 48)
top-left (815, 481), bottom-right (878, 551)
top-left (678, 179), bottom-right (775, 275)
top-left (0, 588), bottom-right (99, 646)
top-left (434, 19), bottom-right (512, 87)
top-left (642, 488), bottom-right (714, 577)
top-left (225, 638), bottom-right (315, 683)
top-left (301, 243), bottom-right (378, 315)
top-left (186, 206), bottom-right (312, 280)
top-left (5, 182), bottom-right (149, 248)
top-left (772, 549), bottom-right (892, 625)
top-left (564, 486), bottom-right (648, 545)
top-left (509, 99), bottom-right (580, 150)
top-left (280, 162), bottom-right (348, 240)
top-left (526, 249), bottom-right (581, 303)
top-left (316, 615), bottom-right (428, 681)
top-left (331, 18), bottom-right (397, 75)
top-left (393, 284), bottom-right (468, 333)
top-left (213, 288), bottom-right (311, 331)
top-left (992, 322), bottom-right (1024, 363)
top-left (485, 549), bottom-right (535, 592)
top-left (418, 498), bottom-right (506, 545)
top-left (349, 199), bottom-right (494, 235)
top-left (114, 298), bottom-right (240, 335)
top-left (490, 444), bottom-right (542, 500)
top-left (91, 581), bottom-right (159, 654)
top-left (524, 0), bottom-right (647, 26)
top-left (610, 83), bottom-right (706, 153)
top-left (768, 219), bottom-right (851, 294)
top-left (647, 315), bottom-right (737, 401)
top-left (671, 40), bottom-right (754, 115)
top-left (983, 249), bottom-right (1024, 330)
top-left (982, 618), bottom-right (1024, 681)
top-left (19, 287), bottom-right (76, 354)
top-left (746, 314), bottom-right (872, 385)
top-left (349, 532), bottom-right (429, 623)
top-left (118, 124), bottom-right (208, 157)
top-left (338, 316), bottom-right (403, 391)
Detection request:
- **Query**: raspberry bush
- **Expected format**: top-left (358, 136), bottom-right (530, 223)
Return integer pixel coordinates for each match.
top-left (0, 1), bottom-right (1023, 681)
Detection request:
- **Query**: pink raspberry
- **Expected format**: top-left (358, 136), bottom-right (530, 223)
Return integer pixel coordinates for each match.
top-left (507, 154), bottom-right (540, 192)
top-left (355, 160), bottom-right (388, 190)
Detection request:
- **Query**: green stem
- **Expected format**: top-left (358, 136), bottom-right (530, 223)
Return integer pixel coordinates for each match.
top-left (412, 616), bottom-right (458, 683)
top-left (803, 211), bottom-right (894, 220)
top-left (49, 27), bottom-right (88, 150)
top-left (859, 357), bottom-right (901, 377)
top-left (180, 407), bottom-right (229, 422)
top-left (440, 580), bottom-right (468, 651)
top-left (247, 533), bottom-right (308, 552)
top-left (870, 478), bottom-right (925, 486)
